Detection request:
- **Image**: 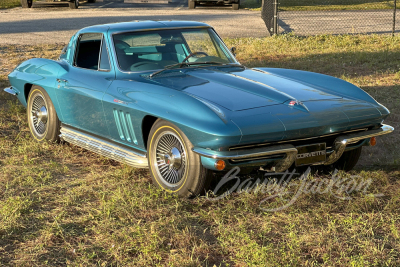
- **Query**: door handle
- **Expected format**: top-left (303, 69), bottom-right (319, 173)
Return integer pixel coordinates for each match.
top-left (57, 79), bottom-right (68, 83)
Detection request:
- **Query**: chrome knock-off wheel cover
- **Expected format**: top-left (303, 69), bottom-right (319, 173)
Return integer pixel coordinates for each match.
top-left (30, 94), bottom-right (48, 137)
top-left (153, 131), bottom-right (187, 187)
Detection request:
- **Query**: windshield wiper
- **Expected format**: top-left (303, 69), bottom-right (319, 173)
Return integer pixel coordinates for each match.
top-left (149, 62), bottom-right (188, 78)
top-left (149, 62), bottom-right (238, 79)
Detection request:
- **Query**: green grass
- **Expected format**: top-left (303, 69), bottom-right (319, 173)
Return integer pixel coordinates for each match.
top-left (243, 0), bottom-right (398, 11)
top-left (1, 34), bottom-right (400, 266)
top-left (0, 0), bottom-right (21, 9)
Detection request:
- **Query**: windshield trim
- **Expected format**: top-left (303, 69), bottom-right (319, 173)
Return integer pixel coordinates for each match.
top-left (110, 26), bottom-right (239, 74)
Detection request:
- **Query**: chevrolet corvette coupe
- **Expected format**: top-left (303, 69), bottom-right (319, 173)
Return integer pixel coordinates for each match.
top-left (4, 21), bottom-right (394, 197)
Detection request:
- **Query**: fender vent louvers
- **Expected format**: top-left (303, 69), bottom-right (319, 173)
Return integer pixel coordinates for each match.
top-left (113, 109), bottom-right (138, 144)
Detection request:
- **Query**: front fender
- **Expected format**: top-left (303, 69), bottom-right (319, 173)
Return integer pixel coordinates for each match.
top-left (256, 68), bottom-right (375, 103)
top-left (255, 67), bottom-right (390, 118)
top-left (103, 79), bottom-right (242, 151)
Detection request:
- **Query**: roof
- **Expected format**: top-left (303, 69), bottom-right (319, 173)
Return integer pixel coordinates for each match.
top-left (80, 21), bottom-right (211, 34)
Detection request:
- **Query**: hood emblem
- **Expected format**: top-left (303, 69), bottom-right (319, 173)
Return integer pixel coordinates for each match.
top-left (288, 100), bottom-right (309, 111)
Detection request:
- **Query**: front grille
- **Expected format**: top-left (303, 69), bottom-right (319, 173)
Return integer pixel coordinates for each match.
top-left (230, 128), bottom-right (369, 152)
top-left (230, 154), bottom-right (285, 163)
top-left (228, 128), bottom-right (369, 164)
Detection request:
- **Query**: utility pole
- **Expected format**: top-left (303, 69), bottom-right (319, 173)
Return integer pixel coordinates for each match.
top-left (273, 0), bottom-right (278, 35)
top-left (261, 0), bottom-right (279, 36)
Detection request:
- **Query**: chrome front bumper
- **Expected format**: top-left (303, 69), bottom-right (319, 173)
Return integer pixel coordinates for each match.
top-left (4, 86), bottom-right (17, 96)
top-left (193, 124), bottom-right (394, 171)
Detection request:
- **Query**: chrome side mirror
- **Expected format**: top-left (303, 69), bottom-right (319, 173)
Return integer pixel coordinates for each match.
top-left (230, 47), bottom-right (237, 56)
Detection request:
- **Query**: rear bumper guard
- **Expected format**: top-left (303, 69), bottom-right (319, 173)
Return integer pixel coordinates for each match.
top-left (192, 124), bottom-right (394, 171)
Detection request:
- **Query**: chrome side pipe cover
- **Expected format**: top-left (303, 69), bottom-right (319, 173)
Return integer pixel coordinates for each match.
top-left (60, 125), bottom-right (148, 168)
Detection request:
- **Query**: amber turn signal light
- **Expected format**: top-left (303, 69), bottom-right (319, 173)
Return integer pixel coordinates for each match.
top-left (370, 137), bottom-right (377, 146)
top-left (215, 160), bottom-right (226, 171)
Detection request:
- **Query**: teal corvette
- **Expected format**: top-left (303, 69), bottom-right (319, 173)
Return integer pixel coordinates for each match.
top-left (4, 21), bottom-right (394, 197)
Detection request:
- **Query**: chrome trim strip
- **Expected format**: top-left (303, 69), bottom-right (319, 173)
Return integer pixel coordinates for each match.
top-left (60, 126), bottom-right (148, 168)
top-left (324, 124), bottom-right (394, 165)
top-left (4, 87), bottom-right (17, 96)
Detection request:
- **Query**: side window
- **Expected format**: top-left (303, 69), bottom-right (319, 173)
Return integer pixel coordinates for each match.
top-left (99, 38), bottom-right (111, 71)
top-left (59, 34), bottom-right (75, 63)
top-left (74, 33), bottom-right (103, 70)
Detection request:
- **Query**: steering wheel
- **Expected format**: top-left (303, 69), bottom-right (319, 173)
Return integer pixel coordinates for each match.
top-left (182, 52), bottom-right (209, 63)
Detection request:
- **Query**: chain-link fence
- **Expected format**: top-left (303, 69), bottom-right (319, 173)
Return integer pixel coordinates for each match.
top-left (262, 0), bottom-right (398, 36)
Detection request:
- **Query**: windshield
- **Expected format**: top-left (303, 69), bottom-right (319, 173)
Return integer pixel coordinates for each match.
top-left (113, 28), bottom-right (237, 72)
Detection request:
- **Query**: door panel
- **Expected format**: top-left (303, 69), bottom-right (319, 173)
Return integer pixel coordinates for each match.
top-left (55, 32), bottom-right (114, 138)
top-left (56, 68), bottom-right (113, 137)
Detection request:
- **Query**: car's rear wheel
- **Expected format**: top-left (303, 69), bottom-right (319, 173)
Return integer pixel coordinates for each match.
top-left (148, 120), bottom-right (212, 197)
top-left (188, 0), bottom-right (196, 9)
top-left (69, 0), bottom-right (79, 9)
top-left (27, 86), bottom-right (61, 143)
top-left (21, 0), bottom-right (32, 8)
top-left (323, 147), bottom-right (362, 172)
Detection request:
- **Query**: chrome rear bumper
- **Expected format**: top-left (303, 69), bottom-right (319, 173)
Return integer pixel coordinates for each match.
top-left (192, 124), bottom-right (394, 171)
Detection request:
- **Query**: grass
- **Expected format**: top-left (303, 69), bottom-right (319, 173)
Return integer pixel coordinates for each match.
top-left (242, 0), bottom-right (398, 11)
top-left (0, 0), bottom-right (21, 9)
top-left (0, 34), bottom-right (400, 266)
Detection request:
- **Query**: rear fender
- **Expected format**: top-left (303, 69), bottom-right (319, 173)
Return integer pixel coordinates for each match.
top-left (8, 58), bottom-right (66, 120)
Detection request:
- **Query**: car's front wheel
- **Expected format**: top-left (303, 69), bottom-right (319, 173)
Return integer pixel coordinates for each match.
top-left (69, 0), bottom-right (79, 9)
top-left (27, 86), bottom-right (61, 143)
top-left (148, 120), bottom-right (212, 197)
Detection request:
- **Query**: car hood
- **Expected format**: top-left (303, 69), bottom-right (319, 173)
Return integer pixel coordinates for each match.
top-left (230, 98), bottom-right (384, 144)
top-left (150, 67), bottom-right (343, 111)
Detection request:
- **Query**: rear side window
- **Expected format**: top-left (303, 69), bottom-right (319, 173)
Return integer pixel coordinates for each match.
top-left (74, 33), bottom-right (103, 70)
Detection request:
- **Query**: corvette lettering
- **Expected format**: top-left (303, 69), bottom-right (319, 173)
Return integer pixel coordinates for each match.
top-left (296, 150), bottom-right (326, 159)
